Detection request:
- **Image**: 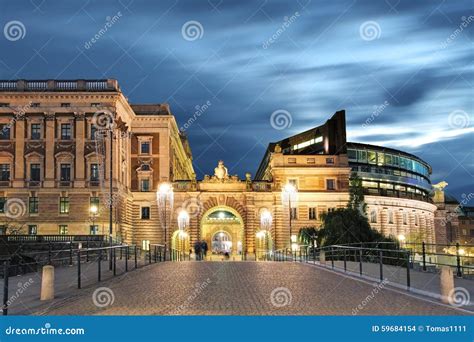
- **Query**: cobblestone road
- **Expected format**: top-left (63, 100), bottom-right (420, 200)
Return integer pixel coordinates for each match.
top-left (34, 262), bottom-right (468, 316)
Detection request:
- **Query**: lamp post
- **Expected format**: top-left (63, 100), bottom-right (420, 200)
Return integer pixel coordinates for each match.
top-left (260, 209), bottom-right (272, 260)
top-left (282, 183), bottom-right (298, 252)
top-left (90, 205), bottom-right (98, 234)
top-left (157, 182), bottom-right (174, 261)
top-left (177, 209), bottom-right (190, 259)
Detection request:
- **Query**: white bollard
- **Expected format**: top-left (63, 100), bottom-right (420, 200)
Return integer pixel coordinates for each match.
top-left (40, 265), bottom-right (55, 301)
top-left (320, 251), bottom-right (326, 265)
top-left (440, 266), bottom-right (454, 304)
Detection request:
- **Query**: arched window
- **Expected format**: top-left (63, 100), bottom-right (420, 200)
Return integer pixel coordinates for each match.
top-left (370, 209), bottom-right (377, 223)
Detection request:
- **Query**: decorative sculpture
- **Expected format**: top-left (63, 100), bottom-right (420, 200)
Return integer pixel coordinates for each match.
top-left (214, 160), bottom-right (229, 180)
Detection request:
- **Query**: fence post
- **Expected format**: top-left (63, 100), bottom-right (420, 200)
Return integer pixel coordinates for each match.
top-left (359, 249), bottom-right (363, 276)
top-left (406, 251), bottom-right (411, 289)
top-left (120, 247), bottom-right (123, 260)
top-left (98, 248), bottom-right (102, 282)
top-left (343, 249), bottom-right (347, 272)
top-left (331, 248), bottom-right (334, 268)
top-left (154, 246), bottom-right (157, 263)
top-left (455, 243), bottom-right (462, 277)
top-left (3, 260), bottom-right (9, 316)
top-left (48, 242), bottom-right (52, 264)
top-left (113, 248), bottom-right (116, 276)
top-left (134, 247), bottom-right (138, 269)
top-left (86, 241), bottom-right (89, 263)
top-left (148, 248), bottom-right (151, 264)
top-left (422, 241), bottom-right (426, 271)
top-left (379, 250), bottom-right (383, 282)
top-left (77, 250), bottom-right (81, 289)
top-left (69, 242), bottom-right (73, 266)
top-left (125, 246), bottom-right (128, 272)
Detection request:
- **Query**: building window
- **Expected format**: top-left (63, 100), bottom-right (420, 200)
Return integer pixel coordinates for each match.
top-left (290, 207), bottom-right (297, 220)
top-left (141, 207), bottom-right (150, 219)
top-left (142, 240), bottom-right (150, 251)
top-left (370, 210), bottom-right (377, 223)
top-left (90, 225), bottom-right (99, 235)
top-left (0, 197), bottom-right (6, 213)
top-left (0, 164), bottom-right (10, 181)
top-left (90, 124), bottom-right (97, 140)
top-left (61, 123), bottom-right (71, 140)
top-left (29, 197), bottom-right (39, 214)
top-left (59, 225), bottom-right (68, 235)
top-left (60, 164), bottom-right (71, 181)
top-left (326, 179), bottom-right (335, 190)
top-left (28, 225), bottom-right (37, 235)
top-left (414, 213), bottom-right (419, 226)
top-left (388, 210), bottom-right (394, 224)
top-left (60, 103), bottom-right (70, 108)
top-left (403, 212), bottom-right (408, 225)
top-left (90, 197), bottom-right (99, 211)
top-left (90, 163), bottom-right (99, 181)
top-left (59, 197), bottom-right (69, 214)
top-left (30, 164), bottom-right (41, 181)
top-left (141, 179), bottom-right (150, 192)
top-left (140, 142), bottom-right (150, 155)
top-left (0, 124), bottom-right (10, 140)
top-left (326, 158), bottom-right (334, 164)
top-left (309, 207), bottom-right (317, 220)
top-left (31, 124), bottom-right (41, 140)
top-left (0, 225), bottom-right (5, 235)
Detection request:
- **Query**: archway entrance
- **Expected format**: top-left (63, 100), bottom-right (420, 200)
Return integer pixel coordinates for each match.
top-left (200, 206), bottom-right (244, 261)
top-left (171, 230), bottom-right (190, 260)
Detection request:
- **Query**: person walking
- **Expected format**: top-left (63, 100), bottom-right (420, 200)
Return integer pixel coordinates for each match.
top-left (201, 240), bottom-right (208, 260)
top-left (194, 240), bottom-right (201, 261)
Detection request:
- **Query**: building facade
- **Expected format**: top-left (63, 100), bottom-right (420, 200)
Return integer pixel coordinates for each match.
top-left (0, 79), bottom-right (440, 257)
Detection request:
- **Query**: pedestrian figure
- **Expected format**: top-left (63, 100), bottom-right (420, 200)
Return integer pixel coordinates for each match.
top-left (201, 240), bottom-right (208, 260)
top-left (194, 240), bottom-right (201, 261)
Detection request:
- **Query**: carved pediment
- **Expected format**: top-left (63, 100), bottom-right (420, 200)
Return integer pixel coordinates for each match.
top-left (55, 141), bottom-right (75, 155)
top-left (0, 141), bottom-right (15, 155)
top-left (25, 141), bottom-right (45, 156)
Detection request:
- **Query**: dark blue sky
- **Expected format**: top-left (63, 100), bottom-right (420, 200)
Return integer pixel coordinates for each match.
top-left (1, 0), bottom-right (472, 199)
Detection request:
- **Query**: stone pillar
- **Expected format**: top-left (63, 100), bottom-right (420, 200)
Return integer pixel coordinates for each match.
top-left (44, 113), bottom-right (55, 187)
top-left (13, 116), bottom-right (25, 187)
top-left (440, 266), bottom-right (454, 304)
top-left (245, 204), bottom-right (256, 254)
top-left (40, 265), bottom-right (55, 300)
top-left (74, 112), bottom-right (85, 187)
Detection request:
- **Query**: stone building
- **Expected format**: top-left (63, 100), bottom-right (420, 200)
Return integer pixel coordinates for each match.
top-left (0, 79), bottom-right (441, 257)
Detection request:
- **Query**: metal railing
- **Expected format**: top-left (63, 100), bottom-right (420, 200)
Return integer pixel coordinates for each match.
top-left (1, 243), bottom-right (168, 315)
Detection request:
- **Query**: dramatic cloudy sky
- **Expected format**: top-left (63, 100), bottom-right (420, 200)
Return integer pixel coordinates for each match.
top-left (1, 0), bottom-right (472, 199)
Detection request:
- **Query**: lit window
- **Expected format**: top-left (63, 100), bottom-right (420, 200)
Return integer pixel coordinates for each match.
top-left (309, 207), bottom-right (317, 220)
top-left (90, 164), bottom-right (99, 181)
top-left (290, 207), bottom-right (297, 220)
top-left (90, 225), bottom-right (99, 235)
top-left (59, 197), bottom-right (69, 214)
top-left (141, 207), bottom-right (150, 219)
top-left (59, 225), bottom-right (68, 235)
top-left (142, 240), bottom-right (150, 251)
top-left (28, 225), bottom-right (37, 235)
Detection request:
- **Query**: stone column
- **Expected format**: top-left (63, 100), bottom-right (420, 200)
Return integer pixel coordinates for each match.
top-left (13, 115), bottom-right (25, 187)
top-left (44, 112), bottom-right (55, 187)
top-left (74, 112), bottom-right (85, 187)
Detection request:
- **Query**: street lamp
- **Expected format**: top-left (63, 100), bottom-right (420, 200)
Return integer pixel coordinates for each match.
top-left (177, 209), bottom-right (190, 259)
top-left (90, 205), bottom-right (98, 234)
top-left (282, 183), bottom-right (298, 251)
top-left (260, 209), bottom-right (272, 260)
top-left (157, 182), bottom-right (174, 260)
